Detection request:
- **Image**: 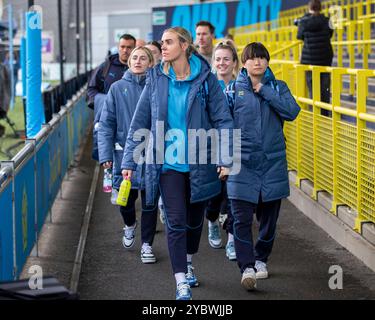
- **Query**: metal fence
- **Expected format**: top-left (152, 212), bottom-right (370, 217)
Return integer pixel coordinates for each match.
top-left (0, 76), bottom-right (92, 281)
top-left (270, 61), bottom-right (375, 234)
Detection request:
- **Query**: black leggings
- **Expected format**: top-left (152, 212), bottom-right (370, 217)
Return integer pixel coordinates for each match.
top-left (119, 189), bottom-right (158, 245)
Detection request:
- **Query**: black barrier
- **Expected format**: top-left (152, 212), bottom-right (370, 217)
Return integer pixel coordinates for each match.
top-left (42, 71), bottom-right (92, 123)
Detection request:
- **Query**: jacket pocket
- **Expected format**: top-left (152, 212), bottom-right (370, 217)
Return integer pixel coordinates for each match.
top-left (265, 150), bottom-right (286, 160)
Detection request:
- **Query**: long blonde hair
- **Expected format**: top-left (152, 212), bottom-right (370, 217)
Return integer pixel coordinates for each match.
top-left (162, 27), bottom-right (197, 75)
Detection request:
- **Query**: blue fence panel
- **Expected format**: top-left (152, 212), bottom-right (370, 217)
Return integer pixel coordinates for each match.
top-left (14, 159), bottom-right (35, 277)
top-left (60, 115), bottom-right (69, 180)
top-left (76, 96), bottom-right (88, 143)
top-left (48, 126), bottom-right (64, 206)
top-left (36, 140), bottom-right (50, 232)
top-left (0, 91), bottom-right (91, 280)
top-left (72, 101), bottom-right (82, 156)
top-left (0, 180), bottom-right (14, 281)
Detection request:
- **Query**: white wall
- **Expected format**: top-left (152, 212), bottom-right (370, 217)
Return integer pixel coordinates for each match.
top-left (92, 15), bottom-right (110, 66)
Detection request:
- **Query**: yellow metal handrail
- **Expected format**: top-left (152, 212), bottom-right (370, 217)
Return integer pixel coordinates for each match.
top-left (269, 61), bottom-right (375, 233)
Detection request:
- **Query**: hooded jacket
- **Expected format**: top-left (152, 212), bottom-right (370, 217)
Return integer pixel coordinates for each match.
top-left (98, 69), bottom-right (146, 190)
top-left (87, 53), bottom-right (128, 109)
top-left (226, 67), bottom-right (300, 204)
top-left (297, 13), bottom-right (334, 66)
top-left (121, 53), bottom-right (234, 206)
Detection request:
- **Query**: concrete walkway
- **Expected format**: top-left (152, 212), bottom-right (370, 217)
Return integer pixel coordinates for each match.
top-left (20, 135), bottom-right (375, 300)
top-left (20, 131), bottom-right (96, 290)
top-left (78, 162), bottom-right (375, 300)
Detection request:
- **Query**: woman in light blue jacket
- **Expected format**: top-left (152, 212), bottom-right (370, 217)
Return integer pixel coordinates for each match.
top-left (98, 46), bottom-right (159, 264)
top-left (121, 27), bottom-right (233, 300)
top-left (225, 42), bottom-right (300, 291)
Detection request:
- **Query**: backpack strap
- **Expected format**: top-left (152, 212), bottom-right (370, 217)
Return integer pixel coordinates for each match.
top-left (225, 81), bottom-right (236, 114)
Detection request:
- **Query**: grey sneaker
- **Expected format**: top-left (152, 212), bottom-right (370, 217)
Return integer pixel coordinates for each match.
top-left (208, 220), bottom-right (222, 248)
top-left (255, 260), bottom-right (268, 279)
top-left (122, 222), bottom-right (137, 248)
top-left (241, 267), bottom-right (257, 291)
top-left (225, 241), bottom-right (236, 261)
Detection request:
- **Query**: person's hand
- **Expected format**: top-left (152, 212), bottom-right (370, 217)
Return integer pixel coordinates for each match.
top-left (217, 166), bottom-right (230, 181)
top-left (253, 83), bottom-right (263, 93)
top-left (102, 161), bottom-right (112, 169)
top-left (122, 169), bottom-right (133, 180)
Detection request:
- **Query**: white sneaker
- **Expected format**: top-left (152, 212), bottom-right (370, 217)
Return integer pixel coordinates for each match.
top-left (141, 243), bottom-right (156, 264)
top-left (255, 260), bottom-right (268, 279)
top-left (241, 267), bottom-right (257, 291)
top-left (122, 222), bottom-right (137, 248)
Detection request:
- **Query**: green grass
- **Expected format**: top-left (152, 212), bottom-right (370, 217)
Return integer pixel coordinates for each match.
top-left (0, 97), bottom-right (26, 161)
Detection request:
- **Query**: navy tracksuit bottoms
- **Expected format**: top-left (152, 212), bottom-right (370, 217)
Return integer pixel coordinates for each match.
top-left (230, 195), bottom-right (281, 273)
top-left (205, 181), bottom-right (234, 234)
top-left (159, 170), bottom-right (206, 274)
top-left (119, 189), bottom-right (158, 246)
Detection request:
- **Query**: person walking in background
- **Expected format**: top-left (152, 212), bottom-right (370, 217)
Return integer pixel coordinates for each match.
top-left (225, 42), bottom-right (300, 291)
top-left (98, 46), bottom-right (159, 264)
top-left (296, 0), bottom-right (333, 111)
top-left (195, 20), bottom-right (215, 65)
top-left (87, 34), bottom-right (136, 109)
top-left (121, 27), bottom-right (233, 300)
top-left (87, 34), bottom-right (136, 162)
top-left (205, 40), bottom-right (239, 260)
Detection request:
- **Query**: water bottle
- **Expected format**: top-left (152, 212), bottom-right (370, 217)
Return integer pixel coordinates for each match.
top-left (116, 178), bottom-right (132, 207)
top-left (103, 168), bottom-right (113, 193)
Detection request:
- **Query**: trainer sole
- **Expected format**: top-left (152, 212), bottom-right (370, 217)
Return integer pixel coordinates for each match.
top-left (241, 276), bottom-right (257, 291)
top-left (256, 272), bottom-right (268, 279)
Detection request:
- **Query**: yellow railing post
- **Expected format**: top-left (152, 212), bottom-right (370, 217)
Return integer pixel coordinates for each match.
top-left (354, 70), bottom-right (371, 233)
top-left (363, 18), bottom-right (370, 69)
top-left (295, 65), bottom-right (308, 188)
top-left (348, 22), bottom-right (355, 96)
top-left (312, 66), bottom-right (320, 199)
top-left (331, 68), bottom-right (345, 214)
top-left (337, 27), bottom-right (343, 68)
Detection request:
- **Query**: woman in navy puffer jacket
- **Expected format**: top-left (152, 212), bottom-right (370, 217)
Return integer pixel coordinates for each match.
top-left (98, 46), bottom-right (159, 265)
top-left (121, 27), bottom-right (233, 300)
top-left (225, 42), bottom-right (300, 291)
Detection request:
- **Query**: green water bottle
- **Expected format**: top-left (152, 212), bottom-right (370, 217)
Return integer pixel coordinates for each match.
top-left (116, 178), bottom-right (132, 207)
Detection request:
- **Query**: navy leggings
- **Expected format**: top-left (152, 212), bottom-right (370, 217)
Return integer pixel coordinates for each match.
top-left (231, 195), bottom-right (281, 273)
top-left (159, 170), bottom-right (206, 274)
top-left (119, 189), bottom-right (158, 246)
